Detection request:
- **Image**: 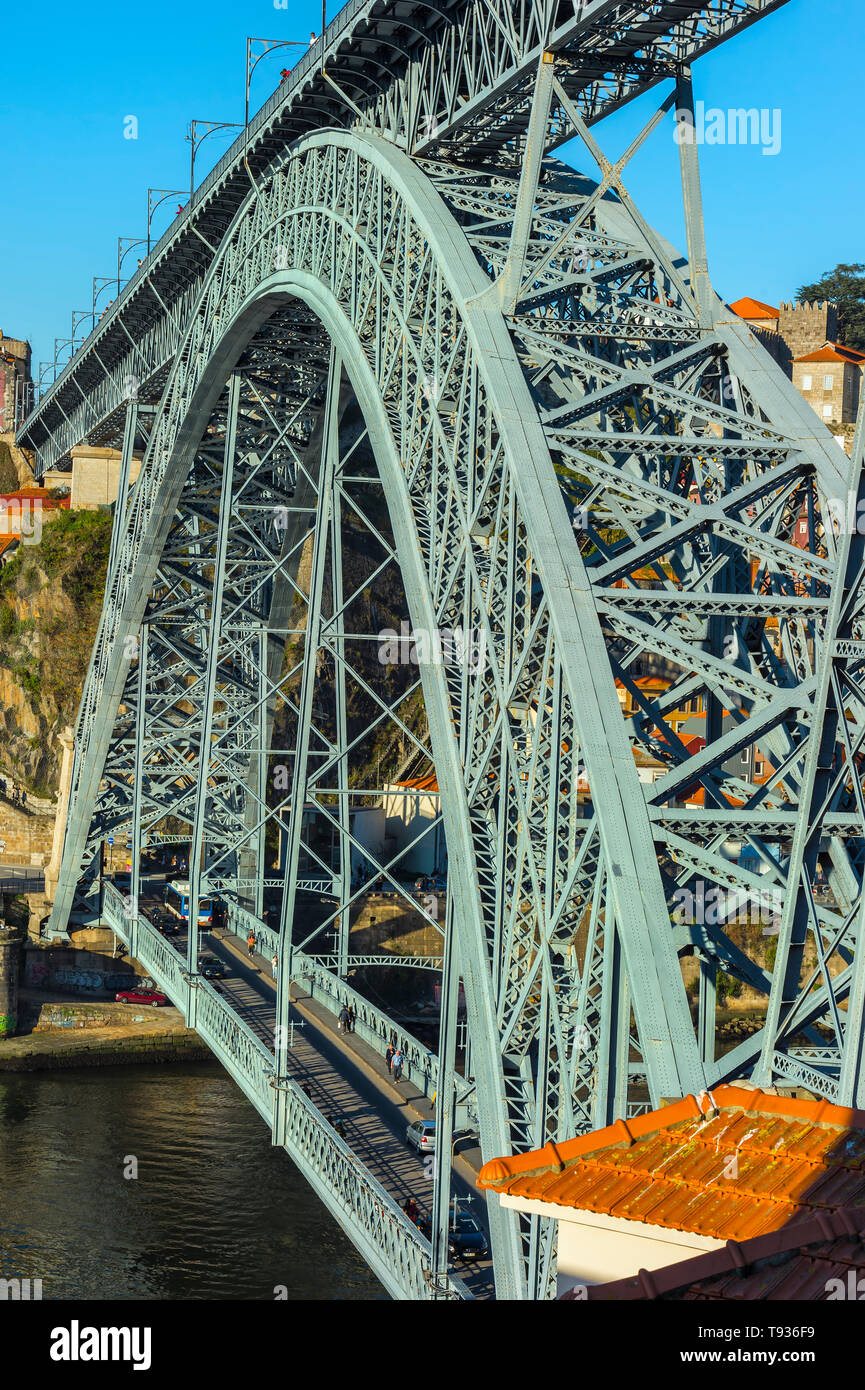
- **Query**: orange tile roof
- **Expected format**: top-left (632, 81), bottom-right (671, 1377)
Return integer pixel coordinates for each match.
top-left (479, 1085), bottom-right (865, 1243)
top-left (730, 297), bottom-right (780, 320)
top-left (393, 772), bottom-right (439, 792)
top-left (0, 487), bottom-right (68, 503)
top-left (795, 341), bottom-right (865, 364)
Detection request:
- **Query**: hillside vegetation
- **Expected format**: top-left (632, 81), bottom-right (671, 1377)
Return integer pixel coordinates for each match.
top-left (0, 510), bottom-right (111, 795)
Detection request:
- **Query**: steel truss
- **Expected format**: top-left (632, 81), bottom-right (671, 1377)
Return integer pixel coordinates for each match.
top-left (26, 0), bottom-right (865, 1301)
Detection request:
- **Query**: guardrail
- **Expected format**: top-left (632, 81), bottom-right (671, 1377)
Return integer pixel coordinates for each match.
top-left (102, 884), bottom-right (470, 1299)
top-left (220, 898), bottom-right (473, 1112)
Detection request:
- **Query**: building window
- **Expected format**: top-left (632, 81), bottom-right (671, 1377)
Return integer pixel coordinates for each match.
top-left (823, 374), bottom-right (834, 390)
top-left (801, 374), bottom-right (812, 390)
top-left (754, 760), bottom-right (764, 775)
top-left (823, 403), bottom-right (833, 418)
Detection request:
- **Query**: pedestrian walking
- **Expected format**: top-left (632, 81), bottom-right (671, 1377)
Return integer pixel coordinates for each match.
top-left (309, 30), bottom-right (317, 45)
top-left (271, 952), bottom-right (278, 976)
top-left (346, 1004), bottom-right (355, 1033)
top-left (338, 1005), bottom-right (349, 1033)
top-left (247, 930), bottom-right (256, 958)
top-left (392, 1047), bottom-right (404, 1083)
top-left (385, 1043), bottom-right (395, 1072)
top-left (402, 1195), bottom-right (419, 1223)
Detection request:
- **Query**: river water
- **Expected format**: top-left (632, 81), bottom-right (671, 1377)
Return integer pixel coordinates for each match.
top-left (0, 1063), bottom-right (385, 1300)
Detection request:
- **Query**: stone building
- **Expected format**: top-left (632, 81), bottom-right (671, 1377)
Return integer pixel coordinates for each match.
top-left (730, 296), bottom-right (861, 447)
top-left (0, 331), bottom-right (33, 434)
top-left (792, 340), bottom-right (865, 428)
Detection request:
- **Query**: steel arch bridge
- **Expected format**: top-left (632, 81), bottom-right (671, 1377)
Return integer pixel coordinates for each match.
top-left (20, 0), bottom-right (865, 1299)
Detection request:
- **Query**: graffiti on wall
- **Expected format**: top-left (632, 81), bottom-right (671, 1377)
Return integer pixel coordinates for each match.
top-left (24, 958), bottom-right (153, 994)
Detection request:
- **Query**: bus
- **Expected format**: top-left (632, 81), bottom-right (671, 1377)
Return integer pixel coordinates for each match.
top-left (164, 880), bottom-right (213, 927)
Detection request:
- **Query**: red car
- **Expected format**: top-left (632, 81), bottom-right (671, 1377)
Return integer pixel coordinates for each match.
top-left (115, 988), bottom-right (168, 1008)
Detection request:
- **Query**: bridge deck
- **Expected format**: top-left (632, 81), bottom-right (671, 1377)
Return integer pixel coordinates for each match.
top-left (132, 908), bottom-right (492, 1298)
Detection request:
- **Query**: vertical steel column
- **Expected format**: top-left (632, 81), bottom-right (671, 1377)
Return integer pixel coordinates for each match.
top-left (331, 475), bottom-right (351, 979)
top-left (488, 52), bottom-right (554, 317)
top-left (274, 348), bottom-right (340, 1146)
top-left (675, 68), bottom-right (715, 329)
top-left (129, 623), bottom-right (148, 963)
top-left (254, 628), bottom-right (268, 922)
top-left (107, 398), bottom-right (139, 579)
top-left (760, 384), bottom-right (865, 1100)
top-left (187, 373), bottom-right (242, 1014)
top-left (698, 955), bottom-right (717, 1068)
top-left (430, 861), bottom-right (459, 1292)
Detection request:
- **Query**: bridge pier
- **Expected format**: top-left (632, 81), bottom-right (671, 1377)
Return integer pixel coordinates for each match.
top-left (0, 924), bottom-right (22, 1037)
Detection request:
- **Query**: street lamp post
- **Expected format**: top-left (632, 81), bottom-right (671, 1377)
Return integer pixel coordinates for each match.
top-left (117, 236), bottom-right (148, 293)
top-left (147, 188), bottom-right (185, 253)
top-left (71, 309), bottom-right (92, 340)
top-left (92, 276), bottom-right (116, 323)
top-left (187, 121), bottom-right (243, 199)
top-left (245, 38), bottom-right (305, 127)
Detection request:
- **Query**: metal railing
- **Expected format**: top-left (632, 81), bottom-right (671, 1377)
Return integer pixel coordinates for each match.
top-left (102, 883), bottom-right (471, 1299)
top-left (220, 898), bottom-right (472, 1110)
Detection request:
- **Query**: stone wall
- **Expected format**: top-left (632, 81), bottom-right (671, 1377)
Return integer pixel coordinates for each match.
top-left (778, 300), bottom-right (838, 359)
top-left (23, 942), bottom-right (151, 996)
top-left (0, 796), bottom-right (55, 864)
top-left (68, 445), bottom-right (141, 510)
top-left (350, 892), bottom-right (444, 959)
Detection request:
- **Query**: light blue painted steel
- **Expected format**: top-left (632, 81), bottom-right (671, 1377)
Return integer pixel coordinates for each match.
top-left (101, 882), bottom-right (471, 1300)
top-left (28, 0), bottom-right (865, 1302)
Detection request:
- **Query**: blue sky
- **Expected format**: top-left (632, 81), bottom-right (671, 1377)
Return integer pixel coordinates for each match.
top-left (0, 0), bottom-right (861, 378)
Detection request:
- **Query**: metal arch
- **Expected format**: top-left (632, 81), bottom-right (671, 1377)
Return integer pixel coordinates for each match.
top-left (33, 0), bottom-right (865, 1301)
top-left (46, 119), bottom-right (712, 1296)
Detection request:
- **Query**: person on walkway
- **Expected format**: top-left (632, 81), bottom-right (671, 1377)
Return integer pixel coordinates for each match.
top-left (271, 953), bottom-right (278, 976)
top-left (338, 1005), bottom-right (349, 1034)
top-left (247, 930), bottom-right (256, 958)
top-left (385, 1043), bottom-right (394, 1073)
top-left (279, 67), bottom-right (291, 81)
top-left (392, 1047), bottom-right (404, 1083)
top-left (402, 1195), bottom-right (419, 1223)
top-left (346, 1004), bottom-right (355, 1033)
top-left (334, 1119), bottom-right (347, 1139)
top-left (309, 31), bottom-right (317, 45)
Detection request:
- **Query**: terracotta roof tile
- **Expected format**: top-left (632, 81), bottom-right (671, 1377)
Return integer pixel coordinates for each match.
top-left (730, 297), bottom-right (780, 320)
top-left (794, 341), bottom-right (865, 364)
top-left (480, 1085), bottom-right (865, 1247)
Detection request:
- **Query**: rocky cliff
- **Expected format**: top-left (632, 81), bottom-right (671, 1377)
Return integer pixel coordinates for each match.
top-left (0, 509), bottom-right (111, 795)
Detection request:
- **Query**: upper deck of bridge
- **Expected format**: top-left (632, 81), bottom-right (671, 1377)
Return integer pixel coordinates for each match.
top-left (18, 0), bottom-right (789, 470)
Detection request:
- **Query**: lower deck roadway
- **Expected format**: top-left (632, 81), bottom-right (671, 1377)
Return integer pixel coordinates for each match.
top-left (139, 909), bottom-right (493, 1298)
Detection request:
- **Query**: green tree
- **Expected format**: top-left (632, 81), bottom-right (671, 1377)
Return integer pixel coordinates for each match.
top-left (796, 263), bottom-right (865, 352)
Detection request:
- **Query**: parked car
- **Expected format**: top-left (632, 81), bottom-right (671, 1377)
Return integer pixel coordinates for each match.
top-left (405, 1119), bottom-right (436, 1154)
top-left (116, 988), bottom-right (167, 1007)
top-left (447, 1212), bottom-right (489, 1262)
top-left (198, 956), bottom-right (226, 979)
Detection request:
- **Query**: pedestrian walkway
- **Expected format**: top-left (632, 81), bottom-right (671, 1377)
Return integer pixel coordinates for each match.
top-left (201, 927), bottom-right (492, 1297)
